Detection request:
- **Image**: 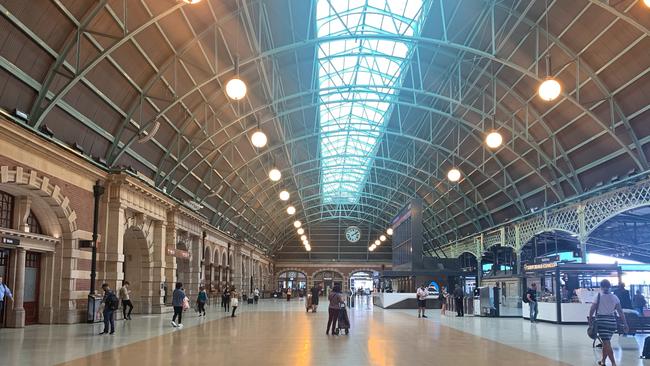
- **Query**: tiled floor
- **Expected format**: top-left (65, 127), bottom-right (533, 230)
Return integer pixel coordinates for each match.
top-left (0, 297), bottom-right (646, 365)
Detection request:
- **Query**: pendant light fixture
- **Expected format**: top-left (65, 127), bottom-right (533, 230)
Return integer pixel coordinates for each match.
top-left (293, 220), bottom-right (302, 228)
top-left (369, 245), bottom-right (376, 252)
top-left (226, 56), bottom-right (247, 100)
top-left (251, 130), bottom-right (267, 148)
top-left (374, 239), bottom-right (380, 246)
top-left (279, 190), bottom-right (290, 201)
top-left (297, 227), bottom-right (304, 235)
top-left (386, 228), bottom-right (393, 236)
top-left (269, 168), bottom-right (281, 182)
top-left (300, 235), bottom-right (307, 241)
top-left (486, 131), bottom-right (503, 149)
top-left (181, 0), bottom-right (202, 3)
top-left (287, 206), bottom-right (296, 215)
top-left (538, 0), bottom-right (561, 102)
top-left (380, 235), bottom-right (386, 242)
top-left (447, 168), bottom-right (461, 182)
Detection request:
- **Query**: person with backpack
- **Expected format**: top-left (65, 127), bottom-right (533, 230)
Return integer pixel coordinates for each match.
top-left (171, 282), bottom-right (186, 328)
top-left (589, 279), bottom-right (629, 366)
top-left (99, 283), bottom-right (118, 335)
top-left (525, 283), bottom-right (538, 323)
top-left (197, 286), bottom-right (207, 317)
top-left (326, 284), bottom-right (345, 335)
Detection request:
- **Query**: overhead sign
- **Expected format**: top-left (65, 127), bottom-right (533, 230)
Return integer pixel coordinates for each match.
top-left (523, 262), bottom-right (557, 271)
top-left (1, 237), bottom-right (20, 245)
top-left (535, 255), bottom-right (560, 264)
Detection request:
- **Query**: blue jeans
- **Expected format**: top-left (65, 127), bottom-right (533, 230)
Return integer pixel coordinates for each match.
top-left (103, 309), bottom-right (115, 333)
top-left (529, 301), bottom-right (538, 321)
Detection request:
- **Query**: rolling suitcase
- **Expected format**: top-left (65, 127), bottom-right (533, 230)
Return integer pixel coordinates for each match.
top-left (337, 306), bottom-right (350, 335)
top-left (306, 294), bottom-right (313, 312)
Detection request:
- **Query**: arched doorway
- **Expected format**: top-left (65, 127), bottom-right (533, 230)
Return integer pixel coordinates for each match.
top-left (349, 271), bottom-right (374, 294)
top-left (312, 270), bottom-right (344, 294)
top-left (123, 226), bottom-right (152, 314)
top-left (176, 238), bottom-right (191, 290)
top-left (277, 270), bottom-right (307, 291)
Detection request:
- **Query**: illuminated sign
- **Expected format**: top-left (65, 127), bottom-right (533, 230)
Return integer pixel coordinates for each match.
top-left (523, 262), bottom-right (558, 271)
top-left (166, 246), bottom-right (190, 259)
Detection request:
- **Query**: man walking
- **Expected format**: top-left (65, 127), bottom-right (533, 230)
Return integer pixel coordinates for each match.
top-left (614, 282), bottom-right (633, 309)
top-left (526, 283), bottom-right (538, 323)
top-left (0, 276), bottom-right (13, 329)
top-left (416, 284), bottom-right (429, 318)
top-left (310, 283), bottom-right (321, 312)
top-left (119, 281), bottom-right (133, 320)
top-left (453, 285), bottom-right (464, 317)
top-left (99, 283), bottom-right (118, 335)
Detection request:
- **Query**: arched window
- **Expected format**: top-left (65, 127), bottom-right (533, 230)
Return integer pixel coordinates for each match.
top-left (0, 191), bottom-right (13, 229)
top-left (26, 211), bottom-right (43, 234)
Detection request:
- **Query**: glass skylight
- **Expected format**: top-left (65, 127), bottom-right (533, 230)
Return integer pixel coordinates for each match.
top-left (316, 0), bottom-right (431, 204)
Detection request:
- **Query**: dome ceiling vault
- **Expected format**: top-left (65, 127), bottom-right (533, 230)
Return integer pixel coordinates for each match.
top-left (0, 0), bottom-right (648, 256)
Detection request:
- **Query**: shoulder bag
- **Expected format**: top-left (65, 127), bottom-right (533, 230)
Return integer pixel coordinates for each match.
top-left (587, 293), bottom-right (600, 339)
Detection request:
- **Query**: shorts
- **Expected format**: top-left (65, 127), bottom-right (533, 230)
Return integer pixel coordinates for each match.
top-left (417, 299), bottom-right (427, 307)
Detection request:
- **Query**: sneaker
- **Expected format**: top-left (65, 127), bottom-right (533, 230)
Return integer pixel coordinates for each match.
top-left (177, 324), bottom-right (183, 328)
top-left (109, 331), bottom-right (115, 335)
top-left (98, 332), bottom-right (107, 335)
top-left (422, 315), bottom-right (428, 318)
top-left (171, 321), bottom-right (178, 327)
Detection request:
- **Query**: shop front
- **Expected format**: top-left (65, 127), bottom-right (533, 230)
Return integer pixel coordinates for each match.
top-left (522, 262), bottom-right (621, 324)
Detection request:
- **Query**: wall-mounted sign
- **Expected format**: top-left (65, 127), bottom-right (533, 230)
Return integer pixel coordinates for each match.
top-left (1, 237), bottom-right (20, 245)
top-left (166, 245), bottom-right (190, 259)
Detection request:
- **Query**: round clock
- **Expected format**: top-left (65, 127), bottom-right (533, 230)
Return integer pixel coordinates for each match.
top-left (345, 226), bottom-right (361, 243)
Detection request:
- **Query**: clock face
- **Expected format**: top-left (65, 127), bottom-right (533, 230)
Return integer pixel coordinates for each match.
top-left (345, 226), bottom-right (361, 243)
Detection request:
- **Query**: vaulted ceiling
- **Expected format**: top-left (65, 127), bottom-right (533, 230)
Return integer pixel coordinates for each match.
top-left (0, 0), bottom-right (648, 258)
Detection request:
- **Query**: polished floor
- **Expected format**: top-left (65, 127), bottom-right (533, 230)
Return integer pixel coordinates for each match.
top-left (0, 298), bottom-right (647, 365)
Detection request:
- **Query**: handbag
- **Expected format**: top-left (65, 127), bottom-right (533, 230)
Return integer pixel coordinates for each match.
top-left (587, 293), bottom-right (600, 339)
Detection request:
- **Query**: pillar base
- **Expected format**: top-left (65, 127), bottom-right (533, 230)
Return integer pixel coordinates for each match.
top-left (8, 308), bottom-right (25, 328)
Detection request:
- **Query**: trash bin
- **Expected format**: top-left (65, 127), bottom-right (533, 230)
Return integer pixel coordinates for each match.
top-left (87, 294), bottom-right (103, 323)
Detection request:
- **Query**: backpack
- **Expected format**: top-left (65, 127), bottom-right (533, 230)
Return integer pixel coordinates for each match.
top-left (105, 292), bottom-right (119, 311)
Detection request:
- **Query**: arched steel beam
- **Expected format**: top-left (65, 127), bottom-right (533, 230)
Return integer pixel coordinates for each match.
top-left (168, 94), bottom-right (562, 209)
top-left (30, 3), bottom-right (185, 128)
top-left (203, 146), bottom-right (503, 242)
top-left (494, 1), bottom-right (648, 170)
top-left (29, 1), bottom-right (109, 123)
top-left (218, 162), bottom-right (466, 240)
top-left (587, 0), bottom-right (650, 36)
top-left (108, 33), bottom-right (643, 172)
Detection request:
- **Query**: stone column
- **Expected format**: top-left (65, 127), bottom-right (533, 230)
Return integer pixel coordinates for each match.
top-left (231, 244), bottom-right (241, 293)
top-left (39, 250), bottom-right (56, 324)
top-left (12, 196), bottom-right (31, 232)
top-left (149, 220), bottom-right (167, 313)
top-left (164, 222), bottom-right (177, 302)
top-left (9, 248), bottom-right (26, 328)
top-left (102, 201), bottom-right (125, 291)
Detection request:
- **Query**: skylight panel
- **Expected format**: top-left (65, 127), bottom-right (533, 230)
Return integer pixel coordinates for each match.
top-left (317, 0), bottom-right (431, 204)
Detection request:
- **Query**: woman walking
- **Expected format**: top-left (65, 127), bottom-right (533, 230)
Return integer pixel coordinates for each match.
top-left (230, 286), bottom-right (239, 317)
top-left (326, 284), bottom-right (345, 335)
top-left (440, 286), bottom-right (448, 316)
top-left (589, 279), bottom-right (629, 366)
top-left (197, 286), bottom-right (208, 317)
top-left (171, 282), bottom-right (186, 328)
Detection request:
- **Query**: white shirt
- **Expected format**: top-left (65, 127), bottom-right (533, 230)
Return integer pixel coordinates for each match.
top-left (596, 292), bottom-right (621, 316)
top-left (416, 288), bottom-right (429, 300)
